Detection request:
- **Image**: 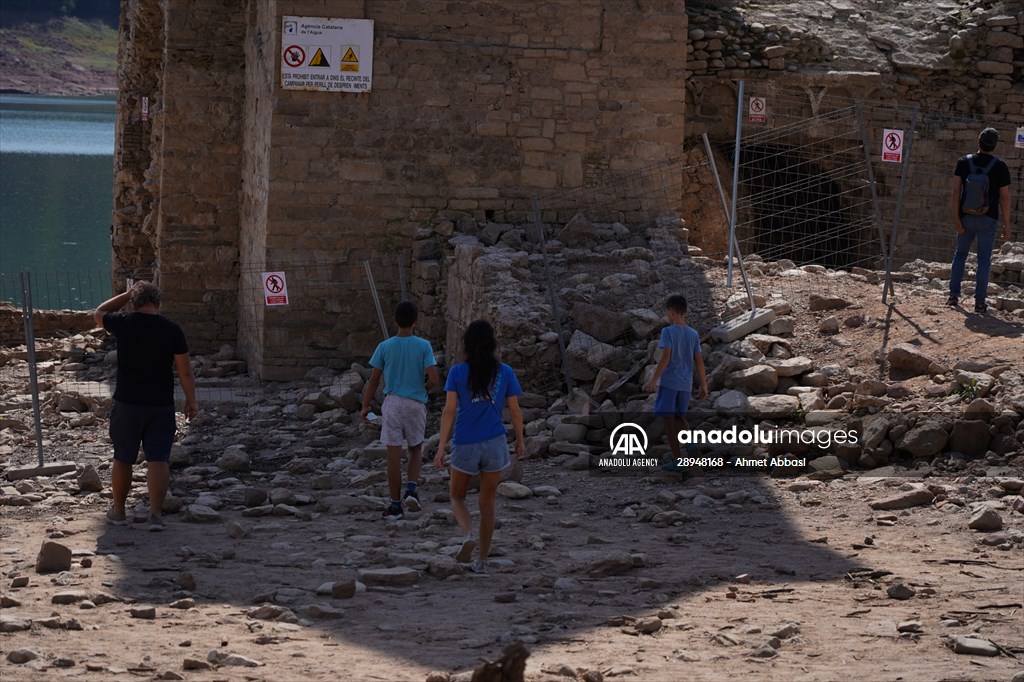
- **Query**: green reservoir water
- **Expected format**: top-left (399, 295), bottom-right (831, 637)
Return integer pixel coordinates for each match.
top-left (0, 94), bottom-right (115, 309)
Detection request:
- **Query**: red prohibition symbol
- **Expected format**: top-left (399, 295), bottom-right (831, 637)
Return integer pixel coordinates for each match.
top-left (751, 98), bottom-right (764, 112)
top-left (885, 131), bottom-right (902, 150)
top-left (283, 45), bottom-right (305, 68)
top-left (265, 275), bottom-right (284, 293)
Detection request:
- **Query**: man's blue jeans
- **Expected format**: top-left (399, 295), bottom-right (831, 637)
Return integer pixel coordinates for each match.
top-left (950, 215), bottom-right (998, 303)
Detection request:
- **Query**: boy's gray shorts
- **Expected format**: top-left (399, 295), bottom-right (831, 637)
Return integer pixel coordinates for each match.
top-left (380, 394), bottom-right (427, 448)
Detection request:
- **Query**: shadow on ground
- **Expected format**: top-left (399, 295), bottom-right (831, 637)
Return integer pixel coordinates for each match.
top-left (91, 469), bottom-right (867, 678)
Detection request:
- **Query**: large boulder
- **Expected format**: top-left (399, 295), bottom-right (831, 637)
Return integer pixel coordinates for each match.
top-left (861, 414), bottom-right (890, 449)
top-left (808, 294), bottom-right (851, 311)
top-left (767, 356), bottom-right (813, 377)
top-left (557, 212), bottom-right (601, 245)
top-left (746, 395), bottom-right (800, 419)
top-left (713, 390), bottom-right (749, 413)
top-left (572, 302), bottom-right (632, 343)
top-left (898, 423), bottom-right (948, 457)
top-left (566, 330), bottom-right (624, 381)
top-left (888, 344), bottom-right (947, 377)
top-left (627, 308), bottom-right (663, 338)
top-left (948, 420), bottom-right (991, 456)
top-left (35, 541), bottom-right (72, 574)
top-left (725, 365), bottom-right (778, 394)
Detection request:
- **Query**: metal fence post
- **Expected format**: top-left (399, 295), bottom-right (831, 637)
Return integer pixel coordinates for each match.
top-left (856, 102), bottom-right (887, 273)
top-left (19, 273), bottom-right (45, 468)
top-left (363, 261), bottom-right (390, 340)
top-left (727, 79), bottom-right (745, 287)
top-left (883, 108), bottom-right (918, 304)
top-left (702, 133), bottom-right (756, 312)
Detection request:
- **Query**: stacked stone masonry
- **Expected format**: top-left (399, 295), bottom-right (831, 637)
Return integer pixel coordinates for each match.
top-left (113, 0), bottom-right (1021, 377)
top-left (114, 0), bottom-right (688, 378)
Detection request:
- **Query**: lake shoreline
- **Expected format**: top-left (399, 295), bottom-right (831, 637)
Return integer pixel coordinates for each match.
top-left (0, 17), bottom-right (117, 98)
top-left (1, 87), bottom-right (118, 97)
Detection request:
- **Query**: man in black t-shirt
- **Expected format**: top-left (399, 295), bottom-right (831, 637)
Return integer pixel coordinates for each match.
top-left (95, 282), bottom-right (198, 531)
top-left (949, 127), bottom-right (1013, 314)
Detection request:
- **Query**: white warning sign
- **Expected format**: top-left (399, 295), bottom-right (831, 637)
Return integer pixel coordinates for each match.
top-left (1016, 126), bottom-right (1024, 150)
top-left (262, 272), bottom-right (289, 306)
top-left (748, 96), bottom-right (766, 123)
top-left (882, 128), bottom-right (904, 163)
top-left (281, 16), bottom-right (373, 93)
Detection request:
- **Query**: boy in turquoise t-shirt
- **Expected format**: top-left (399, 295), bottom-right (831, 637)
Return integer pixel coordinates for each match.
top-left (644, 294), bottom-right (707, 468)
top-left (361, 301), bottom-right (439, 520)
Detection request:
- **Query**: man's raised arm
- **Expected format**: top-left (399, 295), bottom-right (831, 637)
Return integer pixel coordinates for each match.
top-left (94, 290), bottom-right (132, 329)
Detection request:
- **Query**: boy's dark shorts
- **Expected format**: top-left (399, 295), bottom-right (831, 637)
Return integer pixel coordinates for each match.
top-left (109, 401), bottom-right (176, 464)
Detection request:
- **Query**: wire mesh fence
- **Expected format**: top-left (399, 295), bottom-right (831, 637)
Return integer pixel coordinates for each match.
top-left (0, 269), bottom-right (116, 311)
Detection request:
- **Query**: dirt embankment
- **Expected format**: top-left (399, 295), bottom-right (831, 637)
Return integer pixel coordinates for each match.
top-left (0, 18), bottom-right (116, 96)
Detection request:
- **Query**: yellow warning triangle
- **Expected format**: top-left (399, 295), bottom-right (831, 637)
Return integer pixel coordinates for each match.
top-left (342, 47), bottom-right (358, 63)
top-left (309, 47), bottom-right (330, 67)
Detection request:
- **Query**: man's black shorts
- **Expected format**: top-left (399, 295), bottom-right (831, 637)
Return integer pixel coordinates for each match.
top-left (109, 401), bottom-right (175, 463)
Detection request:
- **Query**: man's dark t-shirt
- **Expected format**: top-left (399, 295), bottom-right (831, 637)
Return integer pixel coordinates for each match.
top-left (103, 312), bottom-right (188, 406)
top-left (955, 153), bottom-right (1011, 221)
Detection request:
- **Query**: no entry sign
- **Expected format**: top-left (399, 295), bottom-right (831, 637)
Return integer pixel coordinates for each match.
top-left (748, 96), bottom-right (766, 123)
top-left (262, 271), bottom-right (289, 306)
top-left (882, 128), bottom-right (904, 163)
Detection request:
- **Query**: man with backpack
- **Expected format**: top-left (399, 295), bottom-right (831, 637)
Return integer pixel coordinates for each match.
top-left (948, 127), bottom-right (1012, 314)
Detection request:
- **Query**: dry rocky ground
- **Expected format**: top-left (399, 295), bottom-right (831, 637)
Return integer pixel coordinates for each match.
top-left (1, 244), bottom-right (1023, 682)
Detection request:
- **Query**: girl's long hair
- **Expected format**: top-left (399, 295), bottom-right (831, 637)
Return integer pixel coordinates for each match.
top-left (463, 320), bottom-right (498, 399)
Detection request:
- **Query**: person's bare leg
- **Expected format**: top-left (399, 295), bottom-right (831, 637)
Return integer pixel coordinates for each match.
top-left (111, 459), bottom-right (132, 517)
top-left (664, 416), bottom-right (681, 461)
top-left (406, 443), bottom-right (422, 486)
top-left (448, 468), bottom-right (473, 536)
top-left (146, 461), bottom-right (169, 519)
top-left (386, 445), bottom-right (404, 502)
top-left (477, 470), bottom-right (503, 561)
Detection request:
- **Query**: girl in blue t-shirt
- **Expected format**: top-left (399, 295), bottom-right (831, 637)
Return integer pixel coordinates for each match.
top-left (433, 320), bottom-right (525, 574)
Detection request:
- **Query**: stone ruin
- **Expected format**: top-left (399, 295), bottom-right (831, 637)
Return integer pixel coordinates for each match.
top-left (441, 213), bottom-right (714, 397)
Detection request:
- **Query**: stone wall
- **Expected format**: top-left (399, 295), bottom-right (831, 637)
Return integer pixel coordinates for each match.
top-left (155, 0), bottom-right (246, 352)
top-left (116, 0), bottom-right (689, 377)
top-left (0, 303), bottom-right (94, 346)
top-left (681, 3), bottom-right (1023, 265)
top-left (113, 0), bottom-right (247, 352)
top-left (112, 0), bottom-right (163, 285)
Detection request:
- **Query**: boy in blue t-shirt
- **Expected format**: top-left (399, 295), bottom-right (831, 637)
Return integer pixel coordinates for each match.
top-left (361, 301), bottom-right (439, 521)
top-left (644, 295), bottom-right (707, 467)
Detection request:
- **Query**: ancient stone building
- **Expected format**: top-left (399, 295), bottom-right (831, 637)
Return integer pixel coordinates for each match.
top-left (113, 0), bottom-right (689, 378)
top-left (113, 0), bottom-right (1021, 379)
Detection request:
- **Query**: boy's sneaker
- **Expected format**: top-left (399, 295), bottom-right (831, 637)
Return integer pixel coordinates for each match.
top-left (947, 295), bottom-right (959, 307)
top-left (469, 560), bottom-right (488, 574)
top-left (147, 515), bottom-right (165, 532)
top-left (456, 536), bottom-right (477, 563)
top-left (974, 302), bottom-right (987, 314)
top-left (402, 489), bottom-right (421, 512)
top-left (381, 501), bottom-right (404, 521)
top-left (105, 509), bottom-right (127, 526)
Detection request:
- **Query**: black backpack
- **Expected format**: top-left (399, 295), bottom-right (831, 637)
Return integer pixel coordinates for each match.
top-left (961, 154), bottom-right (997, 216)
